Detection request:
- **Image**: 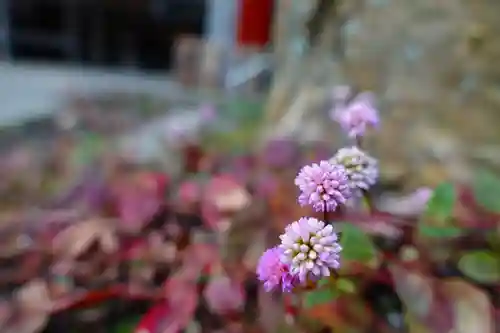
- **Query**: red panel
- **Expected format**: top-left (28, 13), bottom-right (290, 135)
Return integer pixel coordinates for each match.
top-left (236, 0), bottom-right (273, 48)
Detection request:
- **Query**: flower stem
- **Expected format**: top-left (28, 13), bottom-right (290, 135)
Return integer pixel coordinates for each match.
top-left (355, 136), bottom-right (363, 149)
top-left (362, 190), bottom-right (376, 214)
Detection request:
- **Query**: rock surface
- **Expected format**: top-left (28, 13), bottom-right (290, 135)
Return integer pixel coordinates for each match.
top-left (268, 0), bottom-right (500, 188)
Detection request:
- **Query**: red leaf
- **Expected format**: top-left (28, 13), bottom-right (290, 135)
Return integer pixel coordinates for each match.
top-left (441, 279), bottom-right (495, 333)
top-left (160, 282), bottom-right (198, 333)
top-left (60, 287), bottom-right (122, 310)
top-left (182, 144), bottom-right (204, 173)
top-left (201, 174), bottom-right (249, 230)
top-left (135, 302), bottom-right (170, 333)
top-left (177, 181), bottom-right (202, 204)
top-left (424, 289), bottom-right (454, 333)
top-left (204, 276), bottom-right (245, 315)
top-left (389, 265), bottom-right (433, 320)
top-left (113, 178), bottom-right (162, 233)
top-left (456, 186), bottom-right (499, 229)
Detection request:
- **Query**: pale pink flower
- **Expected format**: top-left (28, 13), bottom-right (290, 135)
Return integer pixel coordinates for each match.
top-left (330, 146), bottom-right (378, 196)
top-left (295, 160), bottom-right (351, 212)
top-left (279, 217), bottom-right (342, 282)
top-left (332, 92), bottom-right (379, 138)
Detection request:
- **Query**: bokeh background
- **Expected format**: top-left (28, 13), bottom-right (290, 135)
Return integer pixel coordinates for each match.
top-left (0, 1), bottom-right (499, 333)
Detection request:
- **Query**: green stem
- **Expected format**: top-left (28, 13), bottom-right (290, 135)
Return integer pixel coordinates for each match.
top-left (362, 190), bottom-right (376, 214)
top-left (355, 136), bottom-right (363, 149)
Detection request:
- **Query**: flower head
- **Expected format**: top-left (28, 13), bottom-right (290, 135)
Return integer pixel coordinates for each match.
top-left (330, 146), bottom-right (378, 196)
top-left (332, 92), bottom-right (379, 138)
top-left (256, 247), bottom-right (298, 292)
top-left (279, 217), bottom-right (341, 282)
top-left (295, 160), bottom-right (351, 212)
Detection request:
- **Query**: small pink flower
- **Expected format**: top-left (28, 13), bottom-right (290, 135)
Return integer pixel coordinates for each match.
top-left (295, 160), bottom-right (351, 212)
top-left (256, 247), bottom-right (298, 293)
top-left (331, 92), bottom-right (379, 138)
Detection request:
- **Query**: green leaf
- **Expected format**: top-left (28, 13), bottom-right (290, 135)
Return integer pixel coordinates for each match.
top-left (418, 225), bottom-right (462, 239)
top-left (336, 278), bottom-right (356, 294)
top-left (338, 222), bottom-right (377, 263)
top-left (418, 182), bottom-right (462, 239)
top-left (457, 250), bottom-right (500, 284)
top-left (486, 233), bottom-right (500, 253)
top-left (72, 134), bottom-right (106, 166)
top-left (303, 288), bottom-right (341, 308)
top-left (472, 169), bottom-right (500, 213)
top-left (423, 182), bottom-right (456, 223)
top-left (109, 315), bottom-right (142, 333)
top-left (317, 277), bottom-right (330, 287)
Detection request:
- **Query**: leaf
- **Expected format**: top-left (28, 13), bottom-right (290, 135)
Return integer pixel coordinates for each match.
top-left (303, 300), bottom-right (343, 328)
top-left (423, 182), bottom-right (456, 223)
top-left (72, 134), bottom-right (106, 166)
top-left (163, 283), bottom-right (198, 332)
top-left (303, 288), bottom-right (341, 309)
top-left (457, 251), bottom-right (500, 284)
top-left (441, 279), bottom-right (494, 333)
top-left (317, 277), bottom-right (331, 287)
top-left (336, 278), bottom-right (356, 294)
top-left (472, 169), bottom-right (500, 213)
top-left (389, 265), bottom-right (433, 319)
top-left (134, 302), bottom-right (170, 333)
top-left (110, 315), bottom-right (142, 333)
top-left (405, 314), bottom-right (430, 333)
top-left (486, 233), bottom-right (500, 253)
top-left (418, 225), bottom-right (462, 239)
top-left (338, 222), bottom-right (377, 263)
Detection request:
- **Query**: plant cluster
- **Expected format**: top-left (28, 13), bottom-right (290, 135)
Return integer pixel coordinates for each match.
top-left (255, 86), bottom-right (500, 333)
top-left (0, 88), bottom-right (499, 333)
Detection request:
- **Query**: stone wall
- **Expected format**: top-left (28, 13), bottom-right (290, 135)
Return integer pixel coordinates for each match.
top-left (267, 0), bottom-right (500, 188)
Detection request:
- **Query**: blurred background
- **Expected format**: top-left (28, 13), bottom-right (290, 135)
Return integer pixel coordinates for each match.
top-left (0, 0), bottom-right (499, 332)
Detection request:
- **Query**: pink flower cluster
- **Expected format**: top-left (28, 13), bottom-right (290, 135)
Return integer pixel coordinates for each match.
top-left (256, 86), bottom-right (382, 293)
top-left (256, 217), bottom-right (342, 292)
top-left (257, 160), bottom-right (348, 292)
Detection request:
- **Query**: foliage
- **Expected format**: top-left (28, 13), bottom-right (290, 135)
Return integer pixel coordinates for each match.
top-left (289, 174), bottom-right (500, 333)
top-left (2, 94), bottom-right (500, 333)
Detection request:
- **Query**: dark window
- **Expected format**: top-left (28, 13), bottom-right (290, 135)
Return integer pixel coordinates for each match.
top-left (4, 0), bottom-right (206, 70)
